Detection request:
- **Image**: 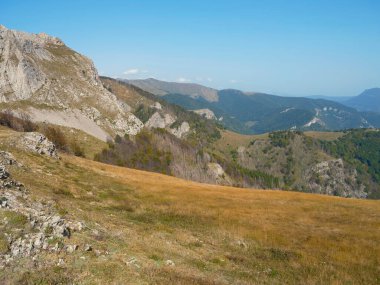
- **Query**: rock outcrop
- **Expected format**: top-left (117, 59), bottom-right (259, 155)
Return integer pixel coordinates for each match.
top-left (193, 109), bottom-right (216, 120)
top-left (145, 112), bottom-right (176, 129)
top-left (170, 121), bottom-right (190, 138)
top-left (16, 132), bottom-right (59, 158)
top-left (145, 112), bottom-right (190, 138)
top-left (0, 151), bottom-right (82, 267)
top-left (0, 25), bottom-right (143, 141)
top-left (305, 159), bottom-right (367, 198)
top-left (207, 163), bottom-right (232, 185)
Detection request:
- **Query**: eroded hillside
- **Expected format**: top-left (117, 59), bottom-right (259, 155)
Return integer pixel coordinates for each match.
top-left (215, 130), bottom-right (380, 198)
top-left (0, 127), bottom-right (379, 284)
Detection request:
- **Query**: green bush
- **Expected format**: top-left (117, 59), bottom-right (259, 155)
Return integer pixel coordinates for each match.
top-left (95, 130), bottom-right (172, 175)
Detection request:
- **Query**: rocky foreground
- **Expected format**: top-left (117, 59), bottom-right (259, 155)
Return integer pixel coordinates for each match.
top-left (0, 137), bottom-right (89, 269)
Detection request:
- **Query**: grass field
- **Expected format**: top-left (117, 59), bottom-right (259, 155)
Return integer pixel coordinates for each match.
top-left (215, 130), bottom-right (269, 151)
top-left (0, 128), bottom-right (379, 284)
top-left (304, 131), bottom-right (344, 141)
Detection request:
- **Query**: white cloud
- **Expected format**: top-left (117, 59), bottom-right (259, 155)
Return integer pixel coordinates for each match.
top-left (123, 69), bottom-right (149, 77)
top-left (123, 68), bottom-right (140, 75)
top-left (177, 77), bottom-right (191, 83)
top-left (229, 79), bottom-right (238, 84)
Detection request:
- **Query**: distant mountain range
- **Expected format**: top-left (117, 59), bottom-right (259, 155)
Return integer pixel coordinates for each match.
top-left (308, 88), bottom-right (380, 113)
top-left (125, 78), bottom-right (218, 102)
top-left (344, 88), bottom-right (380, 113)
top-left (306, 95), bottom-right (352, 103)
top-left (125, 79), bottom-right (380, 134)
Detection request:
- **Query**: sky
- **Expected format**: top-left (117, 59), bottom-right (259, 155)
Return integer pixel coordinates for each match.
top-left (2, 0), bottom-right (380, 96)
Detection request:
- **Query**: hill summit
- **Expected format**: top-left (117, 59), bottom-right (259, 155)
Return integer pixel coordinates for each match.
top-left (0, 25), bottom-right (143, 140)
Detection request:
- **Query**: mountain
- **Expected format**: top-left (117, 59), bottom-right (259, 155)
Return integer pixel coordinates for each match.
top-left (307, 95), bottom-right (353, 103)
top-left (344, 88), bottom-right (380, 113)
top-left (1, 26), bottom-right (379, 199)
top-left (0, 25), bottom-right (143, 141)
top-left (124, 78), bottom-right (218, 102)
top-left (127, 79), bottom-right (380, 134)
top-left (163, 89), bottom-right (379, 134)
top-left (0, 26), bottom-right (379, 283)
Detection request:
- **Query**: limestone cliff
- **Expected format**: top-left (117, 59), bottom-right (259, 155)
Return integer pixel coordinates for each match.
top-left (0, 25), bottom-right (143, 140)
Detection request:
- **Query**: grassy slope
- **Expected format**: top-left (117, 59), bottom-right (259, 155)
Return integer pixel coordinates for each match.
top-left (0, 128), bottom-right (379, 284)
top-left (214, 130), bottom-right (268, 151)
top-left (215, 130), bottom-right (343, 152)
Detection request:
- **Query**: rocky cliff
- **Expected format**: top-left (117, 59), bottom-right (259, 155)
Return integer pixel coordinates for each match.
top-left (0, 25), bottom-right (143, 140)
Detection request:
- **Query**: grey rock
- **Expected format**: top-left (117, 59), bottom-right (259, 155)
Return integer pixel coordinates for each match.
top-left (0, 25), bottom-right (144, 140)
top-left (145, 112), bottom-right (176, 129)
top-left (305, 159), bottom-right (367, 198)
top-left (17, 132), bottom-right (59, 158)
top-left (0, 152), bottom-right (81, 267)
top-left (170, 121), bottom-right (190, 138)
top-left (57, 258), bottom-right (65, 266)
top-left (165, 260), bottom-right (175, 266)
top-left (0, 165), bottom-right (10, 179)
top-left (192, 108), bottom-right (216, 120)
top-left (84, 244), bottom-right (92, 252)
top-left (66, 244), bottom-right (78, 253)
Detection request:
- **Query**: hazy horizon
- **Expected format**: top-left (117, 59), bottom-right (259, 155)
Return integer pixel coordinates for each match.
top-left (3, 0), bottom-right (380, 97)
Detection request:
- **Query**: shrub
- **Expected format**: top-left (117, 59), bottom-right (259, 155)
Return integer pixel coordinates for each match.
top-left (95, 130), bottom-right (172, 175)
top-left (134, 104), bottom-right (156, 123)
top-left (269, 130), bottom-right (302, 148)
top-left (40, 125), bottom-right (69, 151)
top-left (70, 141), bottom-right (85, 157)
top-left (0, 110), bottom-right (37, 132)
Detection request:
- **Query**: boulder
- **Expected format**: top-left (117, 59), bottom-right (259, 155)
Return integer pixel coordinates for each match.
top-left (170, 121), bottom-right (190, 138)
top-left (17, 132), bottom-right (59, 158)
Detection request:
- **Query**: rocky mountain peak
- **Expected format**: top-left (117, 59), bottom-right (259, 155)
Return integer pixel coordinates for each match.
top-left (0, 26), bottom-right (143, 140)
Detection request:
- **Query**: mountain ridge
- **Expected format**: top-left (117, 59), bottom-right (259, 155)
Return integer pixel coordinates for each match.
top-left (344, 88), bottom-right (380, 113)
top-left (0, 25), bottom-right (143, 141)
top-left (124, 77), bottom-right (219, 102)
top-left (127, 79), bottom-right (380, 134)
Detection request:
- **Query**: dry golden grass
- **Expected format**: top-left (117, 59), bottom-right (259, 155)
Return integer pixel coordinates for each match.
top-left (54, 125), bottom-right (107, 159)
top-left (0, 127), bottom-right (379, 284)
top-left (215, 130), bottom-right (268, 151)
top-left (304, 131), bottom-right (344, 141)
top-left (101, 77), bottom-right (155, 109)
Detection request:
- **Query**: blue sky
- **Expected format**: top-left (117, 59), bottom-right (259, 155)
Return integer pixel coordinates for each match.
top-left (3, 0), bottom-right (380, 96)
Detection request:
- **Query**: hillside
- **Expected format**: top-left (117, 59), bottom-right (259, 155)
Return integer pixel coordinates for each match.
top-left (0, 25), bottom-right (142, 141)
top-left (344, 88), bottom-right (380, 113)
top-left (126, 79), bottom-right (380, 134)
top-left (163, 89), bottom-right (380, 134)
top-left (213, 129), bottom-right (380, 199)
top-left (1, 26), bottom-right (379, 200)
top-left (124, 78), bottom-right (219, 102)
top-left (0, 126), bottom-right (379, 284)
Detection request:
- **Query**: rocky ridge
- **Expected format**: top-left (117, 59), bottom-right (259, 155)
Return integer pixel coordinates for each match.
top-left (0, 25), bottom-right (143, 140)
top-left (193, 108), bottom-right (217, 120)
top-left (16, 132), bottom-right (59, 158)
top-left (144, 111), bottom-right (190, 138)
top-left (0, 151), bottom-right (84, 268)
top-left (305, 159), bottom-right (367, 198)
